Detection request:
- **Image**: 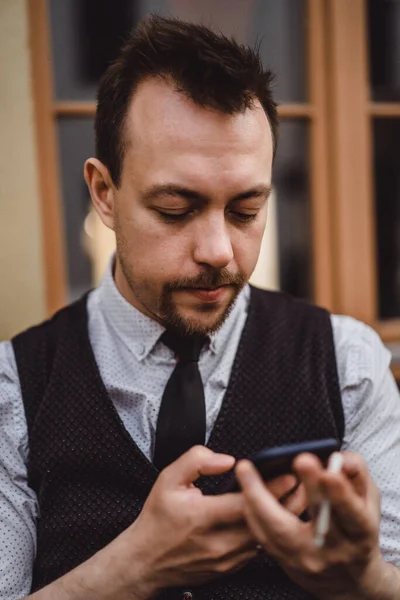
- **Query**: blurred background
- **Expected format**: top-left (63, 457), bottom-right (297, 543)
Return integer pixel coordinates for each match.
top-left (0, 0), bottom-right (399, 380)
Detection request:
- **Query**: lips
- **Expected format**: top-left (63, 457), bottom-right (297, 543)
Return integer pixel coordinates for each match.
top-left (185, 286), bottom-right (228, 303)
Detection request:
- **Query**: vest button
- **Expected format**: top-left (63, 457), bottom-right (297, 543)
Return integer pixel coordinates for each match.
top-left (182, 591), bottom-right (194, 600)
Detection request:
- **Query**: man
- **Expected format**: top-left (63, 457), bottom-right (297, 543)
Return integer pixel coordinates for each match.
top-left (1, 14), bottom-right (400, 600)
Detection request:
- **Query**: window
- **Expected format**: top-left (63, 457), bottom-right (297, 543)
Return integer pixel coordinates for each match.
top-left (29, 0), bottom-right (400, 379)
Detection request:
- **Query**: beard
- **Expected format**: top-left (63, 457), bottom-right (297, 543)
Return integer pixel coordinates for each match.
top-left (158, 267), bottom-right (246, 337)
top-left (118, 250), bottom-right (246, 337)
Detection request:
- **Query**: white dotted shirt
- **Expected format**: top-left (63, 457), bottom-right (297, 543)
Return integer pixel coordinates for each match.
top-left (1, 261), bottom-right (400, 598)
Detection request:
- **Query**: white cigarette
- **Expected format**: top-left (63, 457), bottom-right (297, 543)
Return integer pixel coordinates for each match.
top-left (314, 452), bottom-right (343, 547)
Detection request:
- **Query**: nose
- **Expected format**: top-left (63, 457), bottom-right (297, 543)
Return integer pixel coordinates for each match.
top-left (192, 214), bottom-right (234, 269)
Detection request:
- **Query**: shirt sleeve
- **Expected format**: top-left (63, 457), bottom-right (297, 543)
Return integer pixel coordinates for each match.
top-left (0, 341), bottom-right (37, 599)
top-left (331, 315), bottom-right (400, 566)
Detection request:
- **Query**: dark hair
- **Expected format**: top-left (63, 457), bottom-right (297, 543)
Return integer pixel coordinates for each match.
top-left (95, 14), bottom-right (279, 187)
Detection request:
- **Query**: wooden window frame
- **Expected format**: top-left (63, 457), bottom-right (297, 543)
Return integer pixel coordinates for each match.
top-left (28, 0), bottom-right (66, 315)
top-left (324, 0), bottom-right (400, 379)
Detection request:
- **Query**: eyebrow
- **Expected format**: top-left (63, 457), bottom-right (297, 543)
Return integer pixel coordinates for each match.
top-left (141, 183), bottom-right (272, 204)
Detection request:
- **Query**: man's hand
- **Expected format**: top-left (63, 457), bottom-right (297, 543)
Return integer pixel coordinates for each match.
top-left (236, 451), bottom-right (400, 600)
top-left (118, 445), bottom-right (307, 597)
top-left (29, 445), bottom-right (305, 600)
top-left (116, 446), bottom-right (256, 597)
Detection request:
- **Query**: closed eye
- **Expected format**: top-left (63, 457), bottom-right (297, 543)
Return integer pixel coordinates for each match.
top-left (155, 208), bottom-right (259, 224)
top-left (229, 211), bottom-right (258, 223)
top-left (156, 210), bottom-right (193, 222)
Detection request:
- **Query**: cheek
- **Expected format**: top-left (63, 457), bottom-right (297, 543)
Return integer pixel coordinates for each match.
top-left (117, 208), bottom-right (161, 254)
top-left (233, 226), bottom-right (265, 274)
top-left (118, 220), bottom-right (189, 279)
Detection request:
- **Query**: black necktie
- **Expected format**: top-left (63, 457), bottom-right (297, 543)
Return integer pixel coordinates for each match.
top-left (153, 331), bottom-right (206, 471)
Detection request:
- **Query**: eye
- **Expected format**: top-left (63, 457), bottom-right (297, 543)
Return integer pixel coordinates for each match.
top-left (229, 211), bottom-right (258, 223)
top-left (156, 210), bottom-right (193, 222)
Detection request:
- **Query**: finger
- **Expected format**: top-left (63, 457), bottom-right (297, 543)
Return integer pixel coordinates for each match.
top-left (267, 474), bottom-right (298, 501)
top-left (294, 452), bottom-right (377, 542)
top-left (319, 469), bottom-right (374, 539)
top-left (161, 446), bottom-right (235, 487)
top-left (280, 483), bottom-right (307, 516)
top-left (293, 453), bottom-right (325, 517)
top-left (205, 492), bottom-right (248, 526)
top-left (340, 451), bottom-right (369, 497)
top-left (294, 451), bottom-right (368, 501)
top-left (235, 460), bottom-right (302, 550)
top-left (317, 517), bottom-right (359, 561)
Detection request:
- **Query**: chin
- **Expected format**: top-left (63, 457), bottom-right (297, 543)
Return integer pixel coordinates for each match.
top-left (171, 304), bottom-right (230, 336)
top-left (158, 286), bottom-right (240, 336)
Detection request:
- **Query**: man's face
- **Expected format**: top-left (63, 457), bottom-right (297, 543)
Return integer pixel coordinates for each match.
top-left (112, 78), bottom-right (273, 336)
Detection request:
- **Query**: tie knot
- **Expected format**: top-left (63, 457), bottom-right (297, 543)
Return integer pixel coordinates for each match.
top-left (161, 331), bottom-right (206, 363)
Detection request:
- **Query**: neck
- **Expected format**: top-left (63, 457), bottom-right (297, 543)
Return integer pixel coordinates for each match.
top-left (113, 256), bottom-right (156, 321)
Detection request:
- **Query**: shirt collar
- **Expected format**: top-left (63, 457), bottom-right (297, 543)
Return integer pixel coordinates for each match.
top-left (95, 255), bottom-right (250, 361)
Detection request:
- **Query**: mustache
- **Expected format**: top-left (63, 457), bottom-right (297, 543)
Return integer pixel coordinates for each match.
top-left (165, 268), bottom-right (245, 291)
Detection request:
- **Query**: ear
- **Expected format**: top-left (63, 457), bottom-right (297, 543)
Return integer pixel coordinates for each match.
top-left (84, 158), bottom-right (116, 230)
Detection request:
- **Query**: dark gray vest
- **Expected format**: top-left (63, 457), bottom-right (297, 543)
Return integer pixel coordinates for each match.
top-left (12, 287), bottom-right (344, 599)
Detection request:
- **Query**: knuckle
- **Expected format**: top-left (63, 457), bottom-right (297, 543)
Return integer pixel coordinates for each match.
top-left (189, 445), bottom-right (210, 461)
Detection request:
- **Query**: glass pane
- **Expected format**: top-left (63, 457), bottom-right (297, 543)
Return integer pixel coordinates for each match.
top-left (152, 0), bottom-right (307, 103)
top-left (49, 0), bottom-right (138, 101)
top-left (373, 118), bottom-right (400, 319)
top-left (368, 0), bottom-right (400, 102)
top-left (57, 117), bottom-right (95, 302)
top-left (49, 0), bottom-right (307, 103)
top-left (273, 120), bottom-right (312, 300)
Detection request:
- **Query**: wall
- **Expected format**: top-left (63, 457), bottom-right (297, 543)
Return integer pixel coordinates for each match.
top-left (0, 0), bottom-right (45, 339)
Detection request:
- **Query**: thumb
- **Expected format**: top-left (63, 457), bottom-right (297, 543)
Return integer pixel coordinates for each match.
top-left (161, 445), bottom-right (235, 487)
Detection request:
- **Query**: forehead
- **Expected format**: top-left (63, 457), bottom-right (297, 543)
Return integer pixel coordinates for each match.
top-left (122, 78), bottom-right (273, 189)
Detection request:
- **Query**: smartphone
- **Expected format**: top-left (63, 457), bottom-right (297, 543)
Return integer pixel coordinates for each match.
top-left (219, 438), bottom-right (340, 493)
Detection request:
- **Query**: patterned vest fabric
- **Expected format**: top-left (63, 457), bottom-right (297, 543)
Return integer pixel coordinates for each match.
top-left (12, 287), bottom-right (344, 599)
